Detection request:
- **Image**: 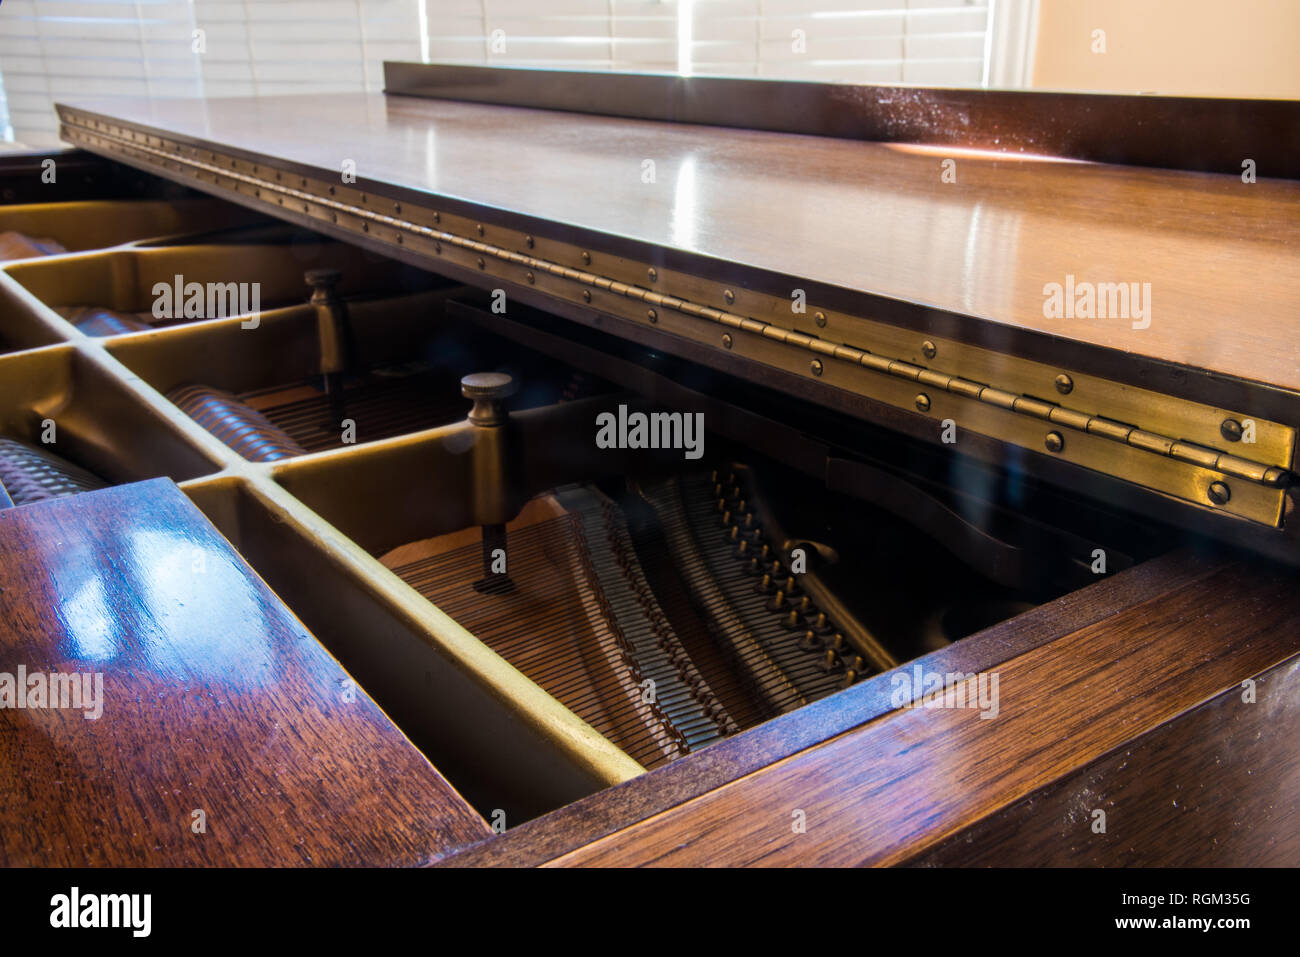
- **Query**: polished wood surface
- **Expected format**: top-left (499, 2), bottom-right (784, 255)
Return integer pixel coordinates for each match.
top-left (386, 63), bottom-right (1300, 178)
top-left (60, 92), bottom-right (1300, 395)
top-left (451, 553), bottom-right (1299, 867)
top-left (0, 479), bottom-right (489, 866)
top-left (911, 650), bottom-right (1300, 866)
top-left (441, 548), bottom-right (1287, 867)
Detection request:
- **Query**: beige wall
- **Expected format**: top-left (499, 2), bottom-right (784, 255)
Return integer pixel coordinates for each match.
top-left (1031, 0), bottom-right (1300, 98)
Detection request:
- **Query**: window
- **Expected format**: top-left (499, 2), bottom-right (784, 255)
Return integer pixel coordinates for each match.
top-left (0, 0), bottom-right (1033, 148)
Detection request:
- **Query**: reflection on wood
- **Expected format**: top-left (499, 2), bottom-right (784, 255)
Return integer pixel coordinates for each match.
top-left (534, 558), bottom-right (1300, 867)
top-left (0, 479), bottom-right (489, 866)
top-left (57, 91), bottom-right (1300, 394)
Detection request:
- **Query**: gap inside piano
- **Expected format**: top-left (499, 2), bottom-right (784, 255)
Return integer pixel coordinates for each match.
top-left (374, 447), bottom-right (1148, 771)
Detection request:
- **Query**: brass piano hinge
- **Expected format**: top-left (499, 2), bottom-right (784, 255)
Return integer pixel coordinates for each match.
top-left (59, 109), bottom-right (1296, 527)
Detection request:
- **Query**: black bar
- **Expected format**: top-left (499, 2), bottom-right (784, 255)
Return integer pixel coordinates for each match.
top-left (2, 866), bottom-right (1286, 943)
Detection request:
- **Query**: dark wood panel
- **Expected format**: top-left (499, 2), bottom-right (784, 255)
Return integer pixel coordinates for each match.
top-left (385, 62), bottom-right (1300, 178)
top-left (539, 559), bottom-right (1300, 867)
top-left (56, 92), bottom-right (1300, 398)
top-left (908, 651), bottom-right (1300, 866)
top-left (440, 548), bottom-right (1226, 867)
top-left (0, 479), bottom-right (489, 866)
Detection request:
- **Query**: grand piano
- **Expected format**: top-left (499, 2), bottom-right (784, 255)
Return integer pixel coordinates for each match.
top-left (1, 63), bottom-right (1297, 867)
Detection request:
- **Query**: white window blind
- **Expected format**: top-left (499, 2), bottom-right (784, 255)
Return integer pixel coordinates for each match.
top-left (0, 0), bottom-right (421, 147)
top-left (0, 0), bottom-right (1028, 148)
top-left (431, 1), bottom-right (995, 83)
top-left (0, 61), bottom-right (14, 143)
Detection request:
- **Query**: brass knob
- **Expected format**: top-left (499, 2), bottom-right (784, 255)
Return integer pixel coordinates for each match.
top-left (304, 267), bottom-right (342, 289)
top-left (461, 372), bottom-right (517, 427)
top-left (304, 268), bottom-right (342, 304)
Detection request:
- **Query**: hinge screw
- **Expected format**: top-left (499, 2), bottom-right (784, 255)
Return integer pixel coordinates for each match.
top-left (723, 289), bottom-right (736, 305)
top-left (814, 311), bottom-right (827, 328)
top-left (581, 250), bottom-right (591, 265)
top-left (915, 393), bottom-right (931, 412)
top-left (921, 340), bottom-right (937, 359)
top-left (1055, 374), bottom-right (1074, 395)
top-left (525, 271), bottom-right (535, 284)
top-left (647, 309), bottom-right (658, 323)
top-left (1220, 419), bottom-right (1243, 442)
top-left (810, 359), bottom-right (823, 376)
top-left (1208, 481), bottom-right (1232, 505)
top-left (648, 267), bottom-right (657, 282)
top-left (722, 334), bottom-right (733, 349)
top-left (1045, 431), bottom-right (1065, 453)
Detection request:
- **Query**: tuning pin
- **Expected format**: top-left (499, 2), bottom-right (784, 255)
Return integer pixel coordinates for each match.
top-left (799, 630), bottom-right (824, 652)
top-left (754, 573), bottom-right (774, 595)
top-left (811, 613), bottom-right (834, 636)
top-left (820, 649), bottom-right (842, 674)
top-left (797, 595), bottom-right (812, 614)
top-left (734, 539), bottom-right (750, 559)
top-left (782, 608), bottom-right (802, 630)
top-left (767, 589), bottom-right (787, 612)
top-left (720, 509), bottom-right (732, 526)
top-left (784, 576), bottom-right (800, 596)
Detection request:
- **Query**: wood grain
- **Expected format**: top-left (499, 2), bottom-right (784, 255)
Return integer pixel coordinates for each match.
top-left (908, 651), bottom-right (1300, 866)
top-left (440, 548), bottom-right (1226, 867)
top-left (0, 479), bottom-right (489, 866)
top-left (57, 92), bottom-right (1300, 397)
top-left (539, 558), bottom-right (1300, 867)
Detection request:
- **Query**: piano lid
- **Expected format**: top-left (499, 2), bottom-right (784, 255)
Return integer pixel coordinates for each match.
top-left (53, 66), bottom-right (1300, 539)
